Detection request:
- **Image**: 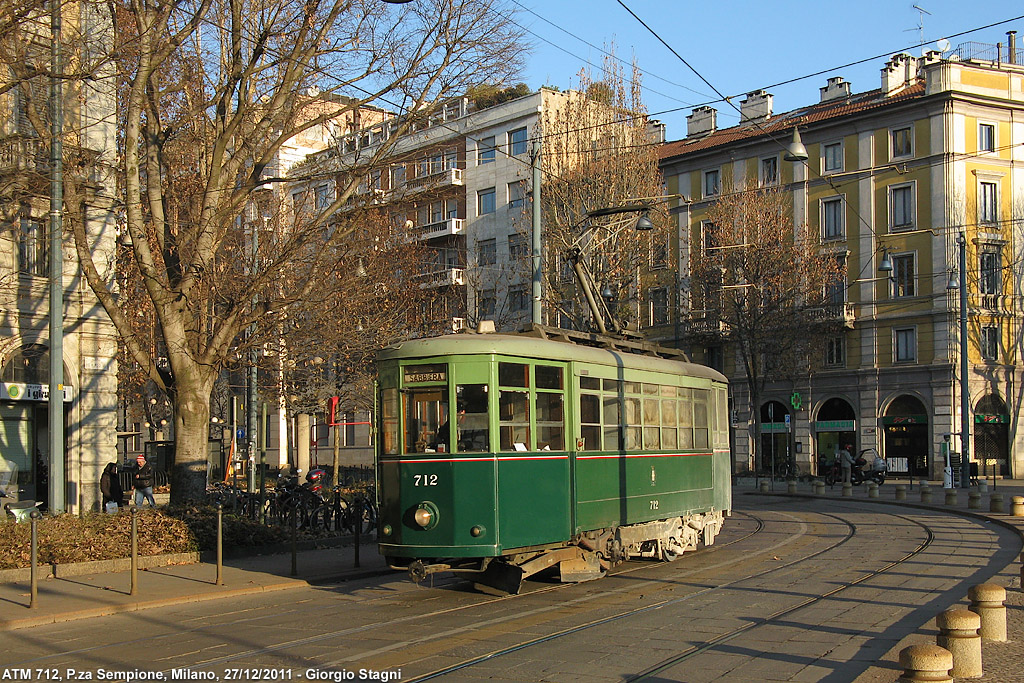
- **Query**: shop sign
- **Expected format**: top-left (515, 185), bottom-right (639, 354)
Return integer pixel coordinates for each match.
top-left (2, 382), bottom-right (74, 402)
top-left (815, 420), bottom-right (855, 431)
top-left (881, 415), bottom-right (928, 426)
top-left (974, 414), bottom-right (1008, 424)
top-left (760, 422), bottom-right (789, 433)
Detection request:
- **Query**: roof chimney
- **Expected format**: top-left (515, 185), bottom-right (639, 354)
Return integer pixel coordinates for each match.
top-left (819, 76), bottom-right (851, 103)
top-left (1008, 31), bottom-right (1018, 65)
top-left (686, 106), bottom-right (717, 138)
top-left (739, 90), bottom-right (773, 123)
top-left (881, 54), bottom-right (919, 95)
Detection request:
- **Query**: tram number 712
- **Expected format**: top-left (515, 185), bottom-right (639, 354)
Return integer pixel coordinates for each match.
top-left (414, 474), bottom-right (439, 487)
top-left (650, 500), bottom-right (660, 510)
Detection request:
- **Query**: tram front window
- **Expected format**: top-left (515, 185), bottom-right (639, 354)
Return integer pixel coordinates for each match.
top-left (404, 389), bottom-right (446, 453)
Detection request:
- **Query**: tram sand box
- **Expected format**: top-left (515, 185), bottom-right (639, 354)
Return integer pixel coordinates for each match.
top-left (375, 327), bottom-right (731, 593)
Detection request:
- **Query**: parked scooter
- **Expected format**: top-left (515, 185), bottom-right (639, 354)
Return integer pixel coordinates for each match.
top-left (822, 450), bottom-right (885, 486)
top-left (1, 488), bottom-right (42, 522)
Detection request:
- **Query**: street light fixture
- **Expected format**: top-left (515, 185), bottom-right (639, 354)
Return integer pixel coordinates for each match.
top-left (783, 127), bottom-right (809, 162)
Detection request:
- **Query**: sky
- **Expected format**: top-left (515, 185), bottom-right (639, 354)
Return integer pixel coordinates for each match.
top-left (514, 0), bottom-right (1024, 141)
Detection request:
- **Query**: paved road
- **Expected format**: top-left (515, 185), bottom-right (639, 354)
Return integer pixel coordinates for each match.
top-left (1, 495), bottom-right (1019, 682)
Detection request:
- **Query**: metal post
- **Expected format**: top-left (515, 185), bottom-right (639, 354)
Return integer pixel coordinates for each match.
top-left (130, 507), bottom-right (138, 595)
top-left (47, 0), bottom-right (65, 513)
top-left (958, 234), bottom-right (971, 490)
top-left (259, 402), bottom-right (267, 524)
top-left (29, 510), bottom-right (40, 608)
top-left (290, 503), bottom-right (297, 577)
top-left (531, 140), bottom-right (542, 325)
top-left (353, 498), bottom-right (361, 569)
top-left (215, 503), bottom-right (223, 585)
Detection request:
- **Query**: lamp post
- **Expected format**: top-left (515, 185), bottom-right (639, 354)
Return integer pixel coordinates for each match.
top-left (47, 0), bottom-right (65, 513)
top-left (947, 233), bottom-right (971, 489)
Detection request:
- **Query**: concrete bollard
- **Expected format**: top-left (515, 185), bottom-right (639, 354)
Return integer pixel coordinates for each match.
top-left (868, 482), bottom-right (879, 498)
top-left (945, 489), bottom-right (958, 506)
top-left (968, 490), bottom-right (981, 509)
top-left (936, 609), bottom-right (982, 678)
top-left (967, 583), bottom-right (1007, 642)
top-left (898, 644), bottom-right (953, 683)
top-left (920, 484), bottom-right (932, 504)
top-left (787, 480), bottom-right (797, 494)
top-left (1012, 496), bottom-right (1024, 517)
top-left (989, 493), bottom-right (1003, 514)
top-left (895, 484), bottom-right (907, 501)
top-left (842, 482), bottom-right (853, 497)
top-left (759, 480), bottom-right (769, 493)
top-left (977, 481), bottom-right (988, 494)
top-left (813, 480), bottom-right (825, 495)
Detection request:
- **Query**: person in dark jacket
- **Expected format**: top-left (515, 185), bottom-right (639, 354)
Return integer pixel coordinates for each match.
top-left (100, 462), bottom-right (123, 510)
top-left (133, 454), bottom-right (156, 507)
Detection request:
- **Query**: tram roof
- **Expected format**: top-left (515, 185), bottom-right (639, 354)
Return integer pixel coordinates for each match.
top-left (377, 332), bottom-right (727, 384)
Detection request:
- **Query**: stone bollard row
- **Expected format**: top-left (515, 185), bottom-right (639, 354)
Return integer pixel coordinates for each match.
top-left (1012, 496), bottom-right (1024, 517)
top-left (813, 480), bottom-right (825, 495)
top-left (978, 481), bottom-right (988, 494)
top-left (842, 482), bottom-right (853, 498)
top-left (968, 583), bottom-right (1007, 643)
top-left (968, 490), bottom-right (981, 509)
top-left (945, 489), bottom-right (958, 506)
top-left (989, 493), bottom-right (1003, 514)
top-left (759, 480), bottom-right (769, 493)
top-left (936, 608), bottom-right (982, 678)
top-left (787, 480), bottom-right (797, 495)
top-left (895, 484), bottom-right (906, 501)
top-left (868, 482), bottom-right (879, 498)
top-left (899, 644), bottom-right (953, 683)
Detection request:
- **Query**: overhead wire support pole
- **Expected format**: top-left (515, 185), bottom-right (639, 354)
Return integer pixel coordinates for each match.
top-left (531, 140), bottom-right (542, 325)
top-left (48, 0), bottom-right (65, 513)
top-left (958, 233), bottom-right (970, 490)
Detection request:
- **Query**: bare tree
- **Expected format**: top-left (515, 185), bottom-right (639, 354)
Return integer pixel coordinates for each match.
top-left (688, 182), bottom-right (845, 471)
top-left (539, 56), bottom-right (669, 333)
top-left (60, 0), bottom-right (526, 501)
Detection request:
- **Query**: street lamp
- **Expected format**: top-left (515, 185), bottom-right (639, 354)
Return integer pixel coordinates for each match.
top-left (946, 233), bottom-right (970, 490)
top-left (783, 127), bottom-right (809, 162)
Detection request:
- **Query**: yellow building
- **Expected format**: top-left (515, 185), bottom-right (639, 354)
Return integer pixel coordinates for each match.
top-left (659, 38), bottom-right (1024, 480)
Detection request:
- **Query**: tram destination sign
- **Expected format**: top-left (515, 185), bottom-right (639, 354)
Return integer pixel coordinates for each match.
top-left (403, 364), bottom-right (447, 383)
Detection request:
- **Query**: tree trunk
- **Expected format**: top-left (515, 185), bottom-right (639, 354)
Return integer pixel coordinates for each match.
top-left (170, 377), bottom-right (217, 504)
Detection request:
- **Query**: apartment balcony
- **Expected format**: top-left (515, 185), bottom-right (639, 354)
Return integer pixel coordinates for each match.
top-left (404, 167), bottom-right (464, 194)
top-left (0, 136), bottom-right (46, 175)
top-left (414, 218), bottom-right (464, 241)
top-left (681, 313), bottom-right (730, 337)
top-left (418, 267), bottom-right (466, 289)
top-left (806, 302), bottom-right (856, 328)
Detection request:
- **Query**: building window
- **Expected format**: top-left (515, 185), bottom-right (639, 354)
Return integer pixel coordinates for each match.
top-left (893, 253), bottom-right (915, 298)
top-left (825, 254), bottom-right (847, 305)
top-left (822, 197), bottom-right (844, 240)
top-left (508, 127), bottom-right (528, 156)
top-left (760, 156), bottom-right (778, 186)
top-left (979, 181), bottom-right (998, 224)
top-left (825, 336), bottom-right (845, 368)
top-left (508, 233), bottom-right (528, 261)
top-left (508, 180), bottom-right (526, 209)
top-left (979, 123), bottom-right (995, 153)
top-left (650, 234), bottom-right (669, 269)
top-left (889, 184), bottom-right (914, 231)
top-left (478, 290), bottom-right (496, 318)
top-left (981, 325), bottom-right (999, 361)
top-left (478, 238), bottom-right (496, 266)
top-left (477, 187), bottom-right (496, 216)
top-left (823, 142), bottom-right (843, 173)
top-left (314, 185), bottom-right (331, 211)
top-left (391, 164), bottom-right (406, 187)
top-left (508, 285), bottom-right (528, 312)
top-left (17, 217), bottom-right (48, 277)
top-left (477, 136), bottom-right (496, 165)
top-left (701, 221), bottom-right (718, 256)
top-left (891, 126), bottom-right (913, 158)
top-left (649, 287), bottom-right (668, 326)
top-left (703, 169), bottom-right (720, 198)
top-left (894, 327), bottom-right (916, 363)
top-left (980, 250), bottom-right (1001, 296)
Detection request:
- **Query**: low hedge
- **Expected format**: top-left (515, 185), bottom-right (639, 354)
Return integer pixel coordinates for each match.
top-left (0, 506), bottom-right (323, 570)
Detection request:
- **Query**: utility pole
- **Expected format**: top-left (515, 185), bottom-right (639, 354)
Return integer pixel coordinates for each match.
top-left (48, 0), bottom-right (65, 512)
top-left (957, 233), bottom-right (970, 489)
top-left (531, 140), bottom-right (542, 325)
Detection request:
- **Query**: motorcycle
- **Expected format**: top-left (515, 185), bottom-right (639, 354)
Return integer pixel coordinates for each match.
top-left (822, 450), bottom-right (885, 486)
top-left (1, 487), bottom-right (42, 522)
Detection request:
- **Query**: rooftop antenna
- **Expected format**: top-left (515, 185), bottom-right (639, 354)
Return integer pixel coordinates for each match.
top-left (906, 4), bottom-right (932, 56)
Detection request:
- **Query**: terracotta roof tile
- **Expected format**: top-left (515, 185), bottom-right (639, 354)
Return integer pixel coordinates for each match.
top-left (659, 82), bottom-right (926, 161)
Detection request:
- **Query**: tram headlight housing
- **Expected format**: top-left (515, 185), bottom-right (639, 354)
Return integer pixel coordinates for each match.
top-left (412, 502), bottom-right (439, 530)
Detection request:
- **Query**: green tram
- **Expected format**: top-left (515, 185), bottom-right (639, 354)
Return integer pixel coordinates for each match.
top-left (375, 327), bottom-right (731, 593)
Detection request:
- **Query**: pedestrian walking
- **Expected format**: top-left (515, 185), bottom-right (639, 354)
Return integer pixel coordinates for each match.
top-left (100, 462), bottom-right (123, 512)
top-left (133, 454), bottom-right (156, 507)
top-left (839, 444), bottom-right (854, 485)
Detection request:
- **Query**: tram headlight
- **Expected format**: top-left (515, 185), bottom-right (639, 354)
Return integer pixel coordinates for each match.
top-left (412, 502), bottom-right (439, 530)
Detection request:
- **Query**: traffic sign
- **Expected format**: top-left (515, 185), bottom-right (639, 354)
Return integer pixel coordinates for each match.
top-left (236, 428), bottom-right (246, 440)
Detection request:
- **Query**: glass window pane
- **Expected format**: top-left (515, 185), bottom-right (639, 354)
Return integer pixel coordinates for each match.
top-left (662, 400), bottom-right (677, 426)
top-left (581, 376), bottom-right (601, 391)
top-left (643, 426), bottom-right (661, 449)
top-left (603, 396), bottom-right (620, 426)
top-left (662, 428), bottom-right (677, 449)
top-left (581, 425), bottom-right (601, 451)
top-left (603, 378), bottom-right (620, 392)
top-left (580, 393), bottom-right (600, 424)
top-left (499, 362), bottom-right (529, 387)
top-left (536, 365), bottom-right (563, 390)
top-left (643, 398), bottom-right (660, 425)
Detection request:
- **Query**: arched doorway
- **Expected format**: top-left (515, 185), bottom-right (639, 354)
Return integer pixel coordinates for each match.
top-left (0, 344), bottom-right (70, 509)
top-left (882, 395), bottom-right (929, 478)
top-left (759, 400), bottom-right (790, 475)
top-left (974, 394), bottom-right (1009, 477)
top-left (814, 397), bottom-right (856, 475)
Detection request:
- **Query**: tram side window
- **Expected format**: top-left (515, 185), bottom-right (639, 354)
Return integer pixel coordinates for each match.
top-left (662, 398), bottom-right (678, 449)
top-left (381, 388), bottom-right (400, 455)
top-left (404, 389), bottom-right (446, 453)
top-left (499, 390), bottom-right (531, 450)
top-left (624, 397), bottom-right (642, 450)
top-left (499, 362), bottom-right (530, 388)
top-left (536, 392), bottom-right (564, 450)
top-left (643, 396), bottom-right (661, 449)
top-left (678, 388), bottom-right (694, 449)
top-left (714, 387), bottom-right (729, 448)
top-left (693, 389), bottom-right (710, 449)
top-left (580, 393), bottom-right (601, 451)
top-left (454, 384), bottom-right (490, 452)
top-left (603, 395), bottom-right (622, 450)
